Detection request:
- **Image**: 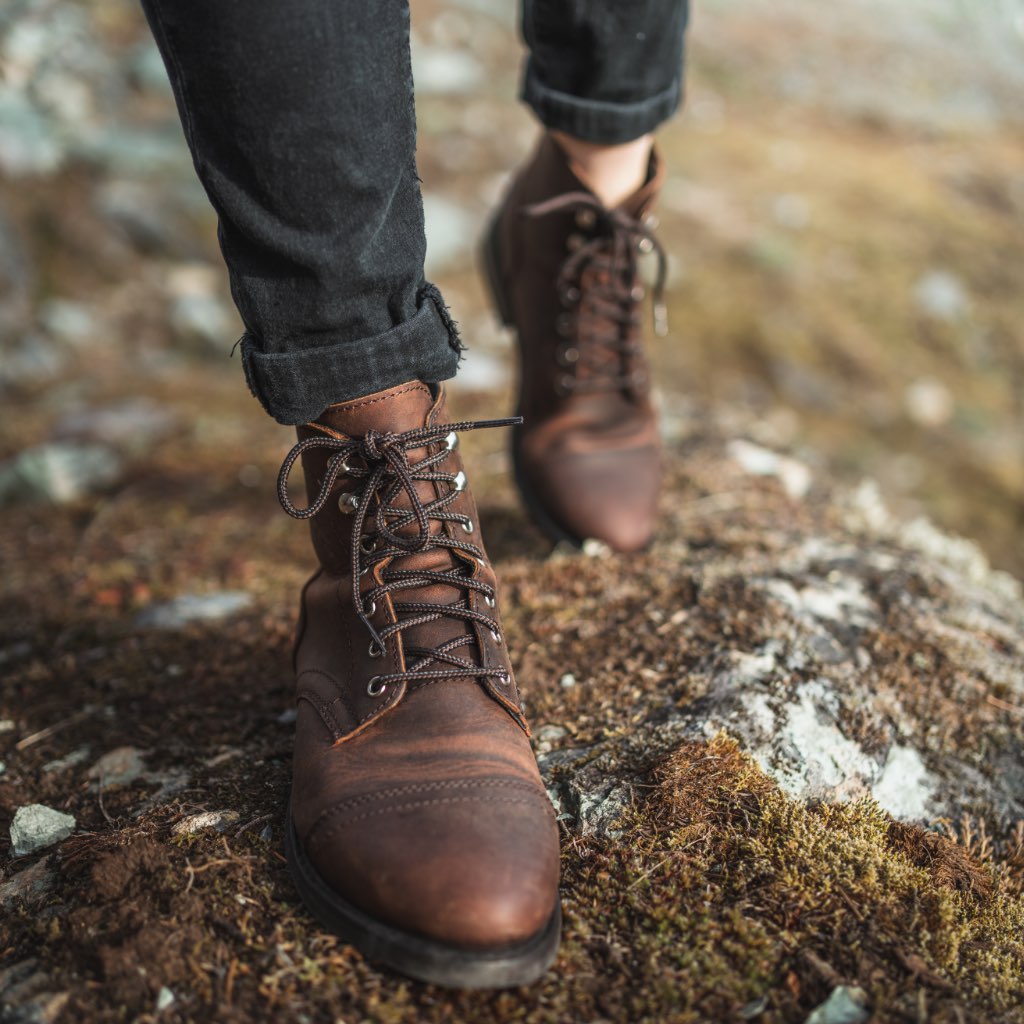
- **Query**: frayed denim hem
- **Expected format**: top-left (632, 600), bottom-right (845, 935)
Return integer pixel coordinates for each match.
top-left (239, 284), bottom-right (463, 425)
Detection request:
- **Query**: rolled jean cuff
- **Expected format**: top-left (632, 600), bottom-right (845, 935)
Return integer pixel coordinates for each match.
top-left (521, 63), bottom-right (683, 145)
top-left (239, 284), bottom-right (463, 425)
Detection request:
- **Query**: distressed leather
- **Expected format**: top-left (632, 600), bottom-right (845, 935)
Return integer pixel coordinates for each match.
top-left (286, 382), bottom-right (560, 948)
top-left (491, 135), bottom-right (666, 552)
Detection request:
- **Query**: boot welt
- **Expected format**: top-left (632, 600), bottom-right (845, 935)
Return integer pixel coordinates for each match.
top-left (285, 798), bottom-right (562, 989)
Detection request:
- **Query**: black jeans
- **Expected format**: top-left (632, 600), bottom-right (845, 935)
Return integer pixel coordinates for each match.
top-left (141, 0), bottom-right (690, 425)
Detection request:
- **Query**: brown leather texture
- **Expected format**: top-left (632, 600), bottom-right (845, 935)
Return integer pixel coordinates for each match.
top-left (488, 135), bottom-right (666, 552)
top-left (286, 381), bottom-right (560, 949)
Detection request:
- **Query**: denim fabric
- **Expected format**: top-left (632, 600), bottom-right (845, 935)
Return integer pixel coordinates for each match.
top-left (522, 0), bottom-right (690, 144)
top-left (141, 0), bottom-right (689, 424)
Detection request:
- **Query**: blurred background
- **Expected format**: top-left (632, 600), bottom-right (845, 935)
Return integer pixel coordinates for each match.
top-left (1, 0), bottom-right (1022, 577)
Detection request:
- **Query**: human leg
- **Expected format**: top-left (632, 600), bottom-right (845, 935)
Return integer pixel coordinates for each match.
top-left (484, 0), bottom-right (689, 551)
top-left (141, 0), bottom-right (560, 986)
top-left (140, 0), bottom-right (460, 425)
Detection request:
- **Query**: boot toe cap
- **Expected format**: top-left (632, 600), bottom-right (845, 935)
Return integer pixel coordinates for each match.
top-left (304, 786), bottom-right (560, 949)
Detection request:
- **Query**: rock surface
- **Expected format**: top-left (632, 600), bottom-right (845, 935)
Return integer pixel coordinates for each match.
top-left (9, 804), bottom-right (76, 857)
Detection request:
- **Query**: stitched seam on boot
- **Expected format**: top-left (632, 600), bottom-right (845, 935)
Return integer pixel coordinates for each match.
top-left (296, 668), bottom-right (358, 725)
top-left (308, 792), bottom-right (552, 844)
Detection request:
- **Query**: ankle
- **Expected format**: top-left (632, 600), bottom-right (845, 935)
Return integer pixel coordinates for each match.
top-left (549, 130), bottom-right (654, 209)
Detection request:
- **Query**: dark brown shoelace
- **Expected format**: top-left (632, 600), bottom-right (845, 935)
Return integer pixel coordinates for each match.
top-left (525, 192), bottom-right (668, 395)
top-left (278, 418), bottom-right (519, 696)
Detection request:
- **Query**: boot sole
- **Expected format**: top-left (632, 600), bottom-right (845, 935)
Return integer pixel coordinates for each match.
top-left (285, 798), bottom-right (562, 989)
top-left (480, 216), bottom-right (584, 549)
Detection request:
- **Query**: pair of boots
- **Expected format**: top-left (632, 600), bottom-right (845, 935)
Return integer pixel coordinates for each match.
top-left (280, 137), bottom-right (666, 987)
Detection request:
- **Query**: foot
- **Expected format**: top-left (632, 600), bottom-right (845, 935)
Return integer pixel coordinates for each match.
top-left (484, 134), bottom-right (667, 553)
top-left (277, 381), bottom-right (561, 988)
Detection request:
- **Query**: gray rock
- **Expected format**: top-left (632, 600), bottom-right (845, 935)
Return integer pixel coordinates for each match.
top-left (171, 810), bottom-right (241, 837)
top-left (0, 958), bottom-right (69, 1024)
top-left (541, 483), bottom-right (1024, 836)
top-left (88, 746), bottom-right (147, 789)
top-left (0, 85), bottom-right (63, 176)
top-left (53, 398), bottom-right (176, 454)
top-left (805, 986), bottom-right (870, 1024)
top-left (37, 298), bottom-right (95, 346)
top-left (411, 46), bottom-right (484, 95)
top-left (10, 804), bottom-right (76, 857)
top-left (422, 193), bottom-right (476, 275)
top-left (155, 987), bottom-right (175, 1012)
top-left (914, 270), bottom-right (971, 322)
top-left (0, 443), bottom-right (122, 505)
top-left (169, 292), bottom-right (237, 350)
top-left (136, 591), bottom-right (252, 629)
top-left (0, 856), bottom-right (55, 906)
top-left (41, 746), bottom-right (91, 774)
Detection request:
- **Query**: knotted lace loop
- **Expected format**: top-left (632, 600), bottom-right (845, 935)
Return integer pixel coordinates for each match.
top-left (277, 415), bottom-right (521, 694)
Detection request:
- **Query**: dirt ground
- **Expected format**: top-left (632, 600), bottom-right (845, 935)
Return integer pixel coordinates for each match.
top-left (2, 1), bottom-right (1024, 1022)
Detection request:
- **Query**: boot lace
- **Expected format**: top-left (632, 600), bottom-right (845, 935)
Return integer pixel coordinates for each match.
top-left (525, 192), bottom-right (668, 396)
top-left (277, 417), bottom-right (519, 697)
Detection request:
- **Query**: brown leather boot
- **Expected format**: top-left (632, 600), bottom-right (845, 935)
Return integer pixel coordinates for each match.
top-left (276, 381), bottom-right (561, 988)
top-left (483, 134), bottom-right (668, 552)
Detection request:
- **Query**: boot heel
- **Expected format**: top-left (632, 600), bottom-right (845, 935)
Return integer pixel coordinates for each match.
top-left (480, 215), bottom-right (515, 328)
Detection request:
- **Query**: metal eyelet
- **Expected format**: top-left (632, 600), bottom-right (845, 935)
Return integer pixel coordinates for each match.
top-left (445, 430), bottom-right (459, 451)
top-left (366, 676), bottom-right (386, 697)
top-left (557, 345), bottom-right (580, 367)
top-left (368, 640), bottom-right (384, 658)
top-left (637, 236), bottom-right (654, 254)
top-left (490, 628), bottom-right (503, 646)
top-left (461, 518), bottom-right (474, 534)
top-left (555, 313), bottom-right (573, 337)
top-left (561, 285), bottom-right (581, 305)
top-left (452, 470), bottom-right (467, 493)
top-left (631, 284), bottom-right (646, 301)
top-left (337, 492), bottom-right (359, 513)
top-left (566, 232), bottom-right (584, 251)
top-left (359, 534), bottom-right (376, 554)
top-left (364, 599), bottom-right (377, 617)
top-left (555, 374), bottom-right (575, 396)
top-left (575, 209), bottom-right (597, 230)
top-left (485, 595), bottom-right (496, 608)
top-left (644, 214), bottom-right (660, 230)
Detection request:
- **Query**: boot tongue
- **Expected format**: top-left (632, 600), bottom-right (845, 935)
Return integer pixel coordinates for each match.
top-left (316, 382), bottom-right (480, 676)
top-left (314, 381), bottom-right (435, 438)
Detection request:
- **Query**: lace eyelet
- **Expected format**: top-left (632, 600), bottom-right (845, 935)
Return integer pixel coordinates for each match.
top-left (445, 430), bottom-right (459, 452)
top-left (364, 599), bottom-right (377, 617)
top-left (368, 640), bottom-right (384, 658)
top-left (452, 470), bottom-right (467, 493)
top-left (461, 518), bottom-right (474, 534)
top-left (485, 595), bottom-right (496, 608)
top-left (555, 313), bottom-right (573, 337)
top-left (555, 374), bottom-right (575, 396)
top-left (557, 345), bottom-right (580, 367)
top-left (359, 535), bottom-right (376, 554)
top-left (366, 676), bottom-right (386, 697)
top-left (566, 232), bottom-right (584, 251)
top-left (561, 286), bottom-right (581, 306)
top-left (644, 214), bottom-right (659, 230)
top-left (490, 628), bottom-right (503, 646)
top-left (637, 236), bottom-right (654, 255)
top-left (631, 284), bottom-right (646, 301)
top-left (337, 491), bottom-right (359, 514)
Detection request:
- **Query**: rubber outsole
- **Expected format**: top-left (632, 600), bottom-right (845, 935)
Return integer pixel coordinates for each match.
top-left (285, 801), bottom-right (562, 989)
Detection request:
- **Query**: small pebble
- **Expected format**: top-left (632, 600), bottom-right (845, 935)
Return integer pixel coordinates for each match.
top-left (559, 673), bottom-right (576, 689)
top-left (805, 986), bottom-right (870, 1024)
top-left (10, 804), bottom-right (76, 857)
top-left (136, 591), bottom-right (251, 629)
top-left (155, 987), bottom-right (175, 1012)
top-left (171, 810), bottom-right (241, 836)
